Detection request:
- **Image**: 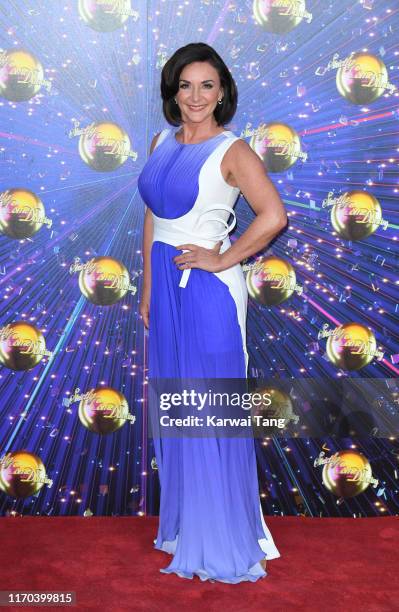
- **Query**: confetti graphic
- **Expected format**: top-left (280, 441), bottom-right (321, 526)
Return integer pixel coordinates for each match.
top-left (0, 0), bottom-right (398, 518)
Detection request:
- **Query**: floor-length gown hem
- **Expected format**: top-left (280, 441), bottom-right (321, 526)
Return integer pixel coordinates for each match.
top-left (154, 529), bottom-right (281, 560)
top-left (158, 565), bottom-right (267, 584)
top-left (153, 532), bottom-right (278, 584)
top-left (154, 538), bottom-right (268, 585)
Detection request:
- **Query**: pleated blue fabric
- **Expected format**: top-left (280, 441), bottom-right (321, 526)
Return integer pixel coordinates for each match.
top-left (138, 126), bottom-right (281, 583)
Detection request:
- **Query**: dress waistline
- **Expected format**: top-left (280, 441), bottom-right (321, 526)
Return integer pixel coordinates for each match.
top-left (152, 203), bottom-right (237, 288)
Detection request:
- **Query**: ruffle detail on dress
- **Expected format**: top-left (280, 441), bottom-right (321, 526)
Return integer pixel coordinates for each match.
top-left (158, 563), bottom-right (267, 584)
top-left (154, 534), bottom-right (270, 584)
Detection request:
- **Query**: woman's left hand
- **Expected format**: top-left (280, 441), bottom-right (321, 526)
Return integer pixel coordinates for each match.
top-left (173, 241), bottom-right (225, 273)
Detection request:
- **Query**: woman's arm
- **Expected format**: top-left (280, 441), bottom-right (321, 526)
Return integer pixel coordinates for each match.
top-left (139, 132), bottom-right (161, 329)
top-left (219, 139), bottom-right (287, 270)
top-left (142, 207), bottom-right (153, 290)
top-left (173, 139), bottom-right (288, 274)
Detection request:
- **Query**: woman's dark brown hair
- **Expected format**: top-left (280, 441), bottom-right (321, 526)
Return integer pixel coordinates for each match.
top-left (161, 42), bottom-right (238, 127)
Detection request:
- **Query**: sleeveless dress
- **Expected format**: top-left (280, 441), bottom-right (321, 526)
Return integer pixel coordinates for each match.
top-left (137, 126), bottom-right (281, 584)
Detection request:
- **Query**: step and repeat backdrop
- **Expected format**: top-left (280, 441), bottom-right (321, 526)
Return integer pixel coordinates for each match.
top-left (0, 0), bottom-right (398, 517)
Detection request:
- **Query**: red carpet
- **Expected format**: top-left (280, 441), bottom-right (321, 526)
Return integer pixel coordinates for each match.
top-left (1, 516), bottom-right (398, 611)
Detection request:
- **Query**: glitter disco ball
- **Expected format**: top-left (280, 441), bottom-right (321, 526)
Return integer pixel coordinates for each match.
top-left (0, 188), bottom-right (47, 239)
top-left (251, 386), bottom-right (297, 435)
top-left (326, 322), bottom-right (378, 371)
top-left (0, 322), bottom-right (47, 371)
top-left (336, 52), bottom-right (389, 105)
top-left (77, 256), bottom-right (131, 305)
top-left (78, 386), bottom-right (132, 434)
top-left (253, 0), bottom-right (306, 34)
top-left (322, 450), bottom-right (373, 498)
top-left (246, 256), bottom-right (297, 306)
top-left (250, 122), bottom-right (303, 173)
top-left (78, 0), bottom-right (132, 32)
top-left (0, 48), bottom-right (44, 101)
top-left (0, 451), bottom-right (48, 498)
top-left (331, 190), bottom-right (383, 241)
top-left (78, 121), bottom-right (132, 171)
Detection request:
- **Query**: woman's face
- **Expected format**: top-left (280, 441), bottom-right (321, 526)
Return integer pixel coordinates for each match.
top-left (175, 61), bottom-right (223, 125)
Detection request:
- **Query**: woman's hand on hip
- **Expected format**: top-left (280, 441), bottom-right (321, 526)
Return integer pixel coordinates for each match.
top-left (173, 241), bottom-right (225, 273)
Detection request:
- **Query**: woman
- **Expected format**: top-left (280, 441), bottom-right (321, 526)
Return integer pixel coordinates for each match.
top-left (138, 42), bottom-right (287, 583)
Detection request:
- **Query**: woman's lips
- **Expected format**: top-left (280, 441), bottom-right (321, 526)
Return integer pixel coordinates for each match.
top-left (188, 105), bottom-right (205, 111)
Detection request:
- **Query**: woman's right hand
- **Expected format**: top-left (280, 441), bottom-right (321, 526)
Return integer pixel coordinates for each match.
top-left (139, 294), bottom-right (150, 329)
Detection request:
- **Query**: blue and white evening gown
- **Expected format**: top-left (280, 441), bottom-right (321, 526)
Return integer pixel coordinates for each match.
top-left (138, 126), bottom-right (281, 583)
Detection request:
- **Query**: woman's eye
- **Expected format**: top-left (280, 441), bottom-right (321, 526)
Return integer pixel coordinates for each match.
top-left (179, 84), bottom-right (213, 89)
